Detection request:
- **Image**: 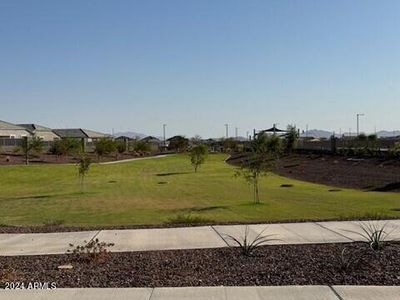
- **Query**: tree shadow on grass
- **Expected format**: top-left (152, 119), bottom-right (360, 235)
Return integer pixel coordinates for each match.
top-left (155, 172), bottom-right (190, 177)
top-left (0, 192), bottom-right (97, 202)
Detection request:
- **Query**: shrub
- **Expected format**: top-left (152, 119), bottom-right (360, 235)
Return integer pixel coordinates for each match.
top-left (167, 213), bottom-right (212, 225)
top-left (222, 225), bottom-right (277, 256)
top-left (94, 138), bottom-right (116, 160)
top-left (50, 138), bottom-right (82, 157)
top-left (67, 238), bottom-right (114, 263)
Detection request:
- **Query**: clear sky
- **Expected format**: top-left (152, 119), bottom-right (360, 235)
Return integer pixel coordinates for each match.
top-left (0, 0), bottom-right (399, 138)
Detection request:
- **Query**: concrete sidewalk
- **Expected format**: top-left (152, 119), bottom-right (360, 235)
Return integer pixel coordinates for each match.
top-left (0, 286), bottom-right (399, 300)
top-left (0, 220), bottom-right (399, 256)
top-left (99, 154), bottom-right (167, 165)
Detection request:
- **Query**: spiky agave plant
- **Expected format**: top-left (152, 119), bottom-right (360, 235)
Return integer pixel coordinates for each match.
top-left (222, 225), bottom-right (278, 256)
top-left (347, 222), bottom-right (393, 251)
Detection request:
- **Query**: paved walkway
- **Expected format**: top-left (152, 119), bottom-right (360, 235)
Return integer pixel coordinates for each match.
top-left (0, 286), bottom-right (399, 300)
top-left (0, 220), bottom-right (399, 256)
top-left (99, 155), bottom-right (167, 165)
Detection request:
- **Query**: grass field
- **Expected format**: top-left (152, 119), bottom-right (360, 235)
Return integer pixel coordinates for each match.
top-left (0, 153), bottom-right (400, 226)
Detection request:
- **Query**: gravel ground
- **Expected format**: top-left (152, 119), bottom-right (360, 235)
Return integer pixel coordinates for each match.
top-left (0, 242), bottom-right (399, 287)
top-left (228, 153), bottom-right (400, 191)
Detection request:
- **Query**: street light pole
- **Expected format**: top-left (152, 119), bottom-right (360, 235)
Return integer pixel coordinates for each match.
top-left (356, 114), bottom-right (364, 136)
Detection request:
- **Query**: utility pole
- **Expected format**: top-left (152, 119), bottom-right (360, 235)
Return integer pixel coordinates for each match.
top-left (163, 124), bottom-right (167, 149)
top-left (224, 124), bottom-right (228, 138)
top-left (356, 113), bottom-right (364, 136)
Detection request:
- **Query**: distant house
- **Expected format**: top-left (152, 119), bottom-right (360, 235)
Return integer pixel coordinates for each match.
top-left (52, 128), bottom-right (109, 140)
top-left (52, 128), bottom-right (110, 151)
top-left (17, 124), bottom-right (60, 141)
top-left (0, 120), bottom-right (31, 138)
top-left (141, 136), bottom-right (161, 152)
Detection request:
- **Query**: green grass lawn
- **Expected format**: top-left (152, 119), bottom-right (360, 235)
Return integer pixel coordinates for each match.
top-left (0, 153), bottom-right (400, 226)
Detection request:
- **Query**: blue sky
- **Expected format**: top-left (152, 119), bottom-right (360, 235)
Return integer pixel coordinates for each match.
top-left (0, 0), bottom-right (399, 137)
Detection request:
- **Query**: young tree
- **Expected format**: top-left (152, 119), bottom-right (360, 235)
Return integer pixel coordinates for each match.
top-left (284, 125), bottom-right (299, 153)
top-left (19, 135), bottom-right (44, 165)
top-left (94, 138), bottom-right (116, 161)
top-left (77, 154), bottom-right (92, 193)
top-left (236, 133), bottom-right (282, 204)
top-left (190, 144), bottom-right (208, 172)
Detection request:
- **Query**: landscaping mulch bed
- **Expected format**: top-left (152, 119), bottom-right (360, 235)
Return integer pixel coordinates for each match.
top-left (277, 153), bottom-right (400, 191)
top-left (228, 153), bottom-right (400, 191)
top-left (0, 242), bottom-right (399, 287)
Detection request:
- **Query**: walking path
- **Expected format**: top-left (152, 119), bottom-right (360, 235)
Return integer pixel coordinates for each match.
top-left (0, 219), bottom-right (399, 256)
top-left (99, 154), bottom-right (167, 165)
top-left (1, 286), bottom-right (399, 300)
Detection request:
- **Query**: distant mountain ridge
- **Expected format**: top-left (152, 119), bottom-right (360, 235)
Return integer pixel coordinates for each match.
top-left (301, 129), bottom-right (400, 138)
top-left (376, 130), bottom-right (400, 138)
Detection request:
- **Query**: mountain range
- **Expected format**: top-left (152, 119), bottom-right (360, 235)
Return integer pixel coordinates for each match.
top-left (301, 129), bottom-right (400, 139)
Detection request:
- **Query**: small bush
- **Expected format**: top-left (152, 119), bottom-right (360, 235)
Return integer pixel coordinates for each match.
top-left (67, 238), bottom-right (114, 263)
top-left (43, 219), bottom-right (64, 226)
top-left (167, 213), bottom-right (212, 225)
top-left (222, 225), bottom-right (278, 256)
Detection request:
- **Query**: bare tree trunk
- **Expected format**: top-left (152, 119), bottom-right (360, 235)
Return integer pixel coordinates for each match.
top-left (80, 176), bottom-right (85, 193)
top-left (253, 176), bottom-right (260, 204)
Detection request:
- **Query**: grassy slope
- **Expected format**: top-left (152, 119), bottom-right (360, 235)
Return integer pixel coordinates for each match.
top-left (0, 154), bottom-right (399, 226)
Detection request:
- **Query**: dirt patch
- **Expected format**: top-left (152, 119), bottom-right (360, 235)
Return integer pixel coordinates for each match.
top-left (228, 153), bottom-right (400, 191)
top-left (1, 243), bottom-right (399, 287)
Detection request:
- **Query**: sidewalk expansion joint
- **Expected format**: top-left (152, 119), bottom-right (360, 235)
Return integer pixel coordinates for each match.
top-left (329, 286), bottom-right (344, 300)
top-left (211, 226), bottom-right (230, 247)
top-left (314, 222), bottom-right (355, 242)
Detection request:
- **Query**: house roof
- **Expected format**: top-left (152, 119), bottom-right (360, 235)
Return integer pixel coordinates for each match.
top-left (115, 135), bottom-right (133, 140)
top-left (53, 129), bottom-right (109, 139)
top-left (141, 136), bottom-right (161, 142)
top-left (0, 120), bottom-right (28, 131)
top-left (17, 124), bottom-right (53, 132)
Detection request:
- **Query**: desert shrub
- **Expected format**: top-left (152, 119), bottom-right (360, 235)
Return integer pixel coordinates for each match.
top-left (50, 138), bottom-right (82, 157)
top-left (94, 138), bottom-right (116, 159)
top-left (115, 140), bottom-right (127, 154)
top-left (222, 225), bottom-right (278, 256)
top-left (68, 238), bottom-right (114, 262)
top-left (132, 140), bottom-right (151, 153)
top-left (166, 213), bottom-right (212, 225)
top-left (389, 142), bottom-right (400, 158)
top-left (42, 219), bottom-right (65, 226)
